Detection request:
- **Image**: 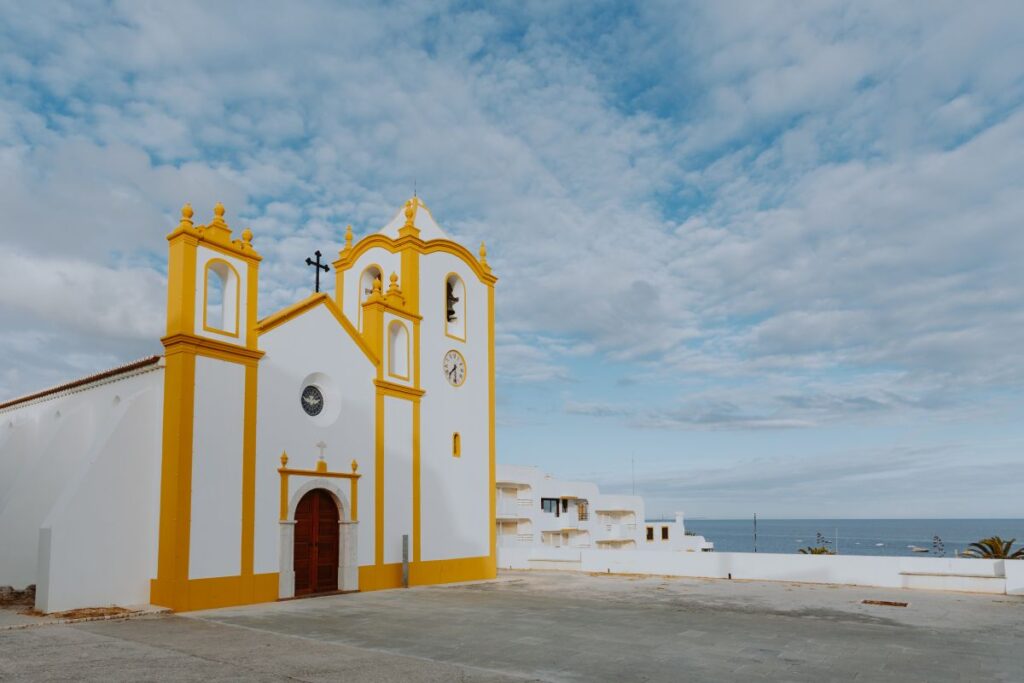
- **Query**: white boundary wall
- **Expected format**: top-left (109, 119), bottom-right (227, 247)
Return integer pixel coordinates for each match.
top-left (499, 547), bottom-right (1019, 595)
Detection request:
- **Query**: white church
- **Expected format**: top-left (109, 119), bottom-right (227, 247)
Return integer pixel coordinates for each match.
top-left (0, 198), bottom-right (497, 613)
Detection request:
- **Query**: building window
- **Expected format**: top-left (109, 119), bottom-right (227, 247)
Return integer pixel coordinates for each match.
top-left (577, 499), bottom-right (589, 521)
top-left (452, 432), bottom-right (461, 457)
top-left (646, 526), bottom-right (654, 541)
top-left (541, 498), bottom-right (559, 516)
top-left (387, 320), bottom-right (410, 380)
top-left (661, 526), bottom-right (669, 540)
top-left (203, 259), bottom-right (240, 336)
top-left (444, 273), bottom-right (466, 341)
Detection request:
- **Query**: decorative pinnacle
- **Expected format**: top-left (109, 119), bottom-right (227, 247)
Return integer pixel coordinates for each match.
top-left (372, 277), bottom-right (382, 294)
top-left (479, 241), bottom-right (488, 265)
top-left (344, 224), bottom-right (353, 249)
top-left (351, 459), bottom-right (358, 473)
top-left (388, 272), bottom-right (399, 290)
top-left (280, 451), bottom-right (289, 467)
top-left (214, 202), bottom-right (225, 218)
top-left (178, 203), bottom-right (195, 230)
top-left (403, 198), bottom-right (417, 228)
top-left (241, 228), bottom-right (253, 245)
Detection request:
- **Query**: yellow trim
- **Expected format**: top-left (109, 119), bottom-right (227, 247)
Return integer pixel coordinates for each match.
top-left (488, 283), bottom-right (496, 569)
top-left (452, 432), bottom-right (461, 457)
top-left (374, 378), bottom-right (425, 400)
top-left (356, 263), bottom-right (383, 331)
top-left (358, 555), bottom-right (494, 591)
top-left (334, 233), bottom-right (497, 286)
top-left (256, 293), bottom-right (379, 366)
top-left (277, 463), bottom-right (361, 522)
top-left (443, 349), bottom-right (467, 387)
top-left (412, 401), bottom-right (421, 563)
top-left (246, 259), bottom-right (259, 350)
top-left (386, 320), bottom-right (411, 381)
top-left (374, 390), bottom-right (385, 567)
top-left (443, 272), bottom-right (467, 342)
top-left (165, 233), bottom-right (197, 337)
top-left (202, 258), bottom-right (241, 338)
top-left (162, 333), bottom-right (264, 365)
top-left (240, 363), bottom-right (258, 577)
top-left (151, 572), bottom-right (279, 613)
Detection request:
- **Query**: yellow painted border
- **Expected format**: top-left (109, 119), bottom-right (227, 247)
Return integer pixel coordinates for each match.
top-left (443, 272), bottom-right (467, 342)
top-left (452, 432), bottom-right (461, 457)
top-left (202, 258), bottom-right (241, 338)
top-left (386, 320), bottom-right (411, 381)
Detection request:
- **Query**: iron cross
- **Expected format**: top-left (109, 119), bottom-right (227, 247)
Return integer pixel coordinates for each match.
top-left (305, 250), bottom-right (330, 292)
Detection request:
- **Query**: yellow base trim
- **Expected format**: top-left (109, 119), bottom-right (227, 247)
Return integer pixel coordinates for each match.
top-left (150, 572), bottom-right (278, 612)
top-left (358, 556), bottom-right (496, 591)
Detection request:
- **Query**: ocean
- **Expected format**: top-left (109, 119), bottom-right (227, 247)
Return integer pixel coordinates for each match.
top-left (680, 518), bottom-right (1024, 557)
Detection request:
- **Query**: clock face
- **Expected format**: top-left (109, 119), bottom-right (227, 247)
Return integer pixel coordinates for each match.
top-left (301, 385), bottom-right (324, 416)
top-left (443, 350), bottom-right (466, 387)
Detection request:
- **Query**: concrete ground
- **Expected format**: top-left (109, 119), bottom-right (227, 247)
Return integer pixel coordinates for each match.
top-left (1, 570), bottom-right (1022, 681)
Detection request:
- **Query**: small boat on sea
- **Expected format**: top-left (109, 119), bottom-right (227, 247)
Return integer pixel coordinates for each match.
top-left (908, 545), bottom-right (929, 553)
top-left (875, 543), bottom-right (885, 547)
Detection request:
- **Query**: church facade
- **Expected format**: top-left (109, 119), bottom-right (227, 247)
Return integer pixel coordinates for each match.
top-left (0, 198), bottom-right (497, 613)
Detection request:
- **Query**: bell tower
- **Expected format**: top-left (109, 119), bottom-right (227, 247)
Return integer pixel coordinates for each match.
top-left (152, 203), bottom-right (272, 611)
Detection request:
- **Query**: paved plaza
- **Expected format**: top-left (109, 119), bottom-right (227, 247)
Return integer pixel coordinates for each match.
top-left (1, 571), bottom-right (1022, 681)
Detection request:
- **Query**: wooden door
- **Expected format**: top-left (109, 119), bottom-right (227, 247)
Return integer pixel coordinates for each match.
top-left (294, 489), bottom-right (340, 595)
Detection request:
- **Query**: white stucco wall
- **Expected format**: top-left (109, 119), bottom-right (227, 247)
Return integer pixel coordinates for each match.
top-left (254, 303), bottom-right (377, 573)
top-left (499, 547), bottom-right (1013, 594)
top-left (0, 366), bottom-right (163, 604)
top-left (36, 380), bottom-right (163, 612)
top-left (419, 251), bottom-right (490, 561)
top-left (188, 356), bottom-right (245, 580)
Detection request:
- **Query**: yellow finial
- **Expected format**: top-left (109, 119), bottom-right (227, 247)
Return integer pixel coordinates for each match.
top-left (241, 228), bottom-right (253, 245)
top-left (214, 202), bottom-right (225, 218)
top-left (351, 459), bottom-right (358, 473)
top-left (344, 224), bottom-right (353, 249)
top-left (386, 271), bottom-right (405, 307)
top-left (403, 199), bottom-right (416, 226)
top-left (315, 458), bottom-right (328, 473)
top-left (176, 203), bottom-right (195, 233)
top-left (280, 451), bottom-right (289, 468)
top-left (479, 241), bottom-right (488, 263)
top-left (373, 276), bottom-right (382, 294)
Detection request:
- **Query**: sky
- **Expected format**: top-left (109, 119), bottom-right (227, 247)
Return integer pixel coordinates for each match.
top-left (1, 1), bottom-right (1022, 518)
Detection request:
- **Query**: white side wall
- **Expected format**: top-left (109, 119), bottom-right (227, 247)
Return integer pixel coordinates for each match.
top-left (0, 367), bottom-right (163, 606)
top-left (36, 381), bottom-right (163, 612)
top-left (499, 547), bottom-right (1014, 594)
top-left (254, 304), bottom-right (377, 573)
top-left (419, 251), bottom-right (490, 561)
top-left (188, 356), bottom-right (245, 580)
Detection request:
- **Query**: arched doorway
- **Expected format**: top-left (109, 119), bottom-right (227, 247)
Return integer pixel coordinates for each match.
top-left (293, 489), bottom-right (340, 595)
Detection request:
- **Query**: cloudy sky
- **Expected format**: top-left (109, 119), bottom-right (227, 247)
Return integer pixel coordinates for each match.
top-left (2, 1), bottom-right (1022, 518)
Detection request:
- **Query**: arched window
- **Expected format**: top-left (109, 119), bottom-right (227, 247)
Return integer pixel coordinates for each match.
top-left (452, 432), bottom-right (461, 457)
top-left (358, 265), bottom-right (382, 330)
top-left (445, 273), bottom-right (466, 341)
top-left (204, 259), bottom-right (239, 336)
top-left (388, 320), bottom-right (410, 380)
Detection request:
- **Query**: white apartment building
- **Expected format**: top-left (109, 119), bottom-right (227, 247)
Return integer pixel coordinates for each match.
top-left (496, 464), bottom-right (712, 552)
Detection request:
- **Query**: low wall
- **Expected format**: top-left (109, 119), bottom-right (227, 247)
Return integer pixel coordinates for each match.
top-left (497, 547), bottom-right (1016, 595)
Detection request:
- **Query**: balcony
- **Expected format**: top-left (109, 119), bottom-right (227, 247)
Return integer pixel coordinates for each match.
top-left (497, 498), bottom-right (533, 520)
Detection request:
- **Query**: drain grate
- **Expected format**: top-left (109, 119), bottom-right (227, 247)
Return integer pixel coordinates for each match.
top-left (862, 599), bottom-right (908, 607)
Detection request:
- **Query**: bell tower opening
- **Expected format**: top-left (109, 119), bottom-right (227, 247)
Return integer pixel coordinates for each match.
top-left (445, 273), bottom-right (466, 341)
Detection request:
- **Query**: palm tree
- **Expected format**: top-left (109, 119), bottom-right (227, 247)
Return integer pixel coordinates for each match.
top-left (798, 546), bottom-right (835, 555)
top-left (961, 536), bottom-right (1024, 559)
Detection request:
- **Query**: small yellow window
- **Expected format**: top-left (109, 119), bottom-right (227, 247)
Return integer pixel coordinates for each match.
top-left (452, 432), bottom-right (461, 457)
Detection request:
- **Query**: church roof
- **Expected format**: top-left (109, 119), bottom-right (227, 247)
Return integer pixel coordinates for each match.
top-left (377, 197), bottom-right (447, 241)
top-left (0, 355), bottom-right (162, 411)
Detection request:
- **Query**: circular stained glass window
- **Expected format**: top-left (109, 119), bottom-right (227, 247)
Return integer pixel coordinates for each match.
top-left (301, 385), bottom-right (324, 416)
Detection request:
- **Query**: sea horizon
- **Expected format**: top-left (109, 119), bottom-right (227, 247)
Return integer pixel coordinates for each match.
top-left (676, 518), bottom-right (1024, 557)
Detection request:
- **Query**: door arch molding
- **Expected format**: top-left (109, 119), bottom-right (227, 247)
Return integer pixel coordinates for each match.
top-left (279, 478), bottom-right (359, 598)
